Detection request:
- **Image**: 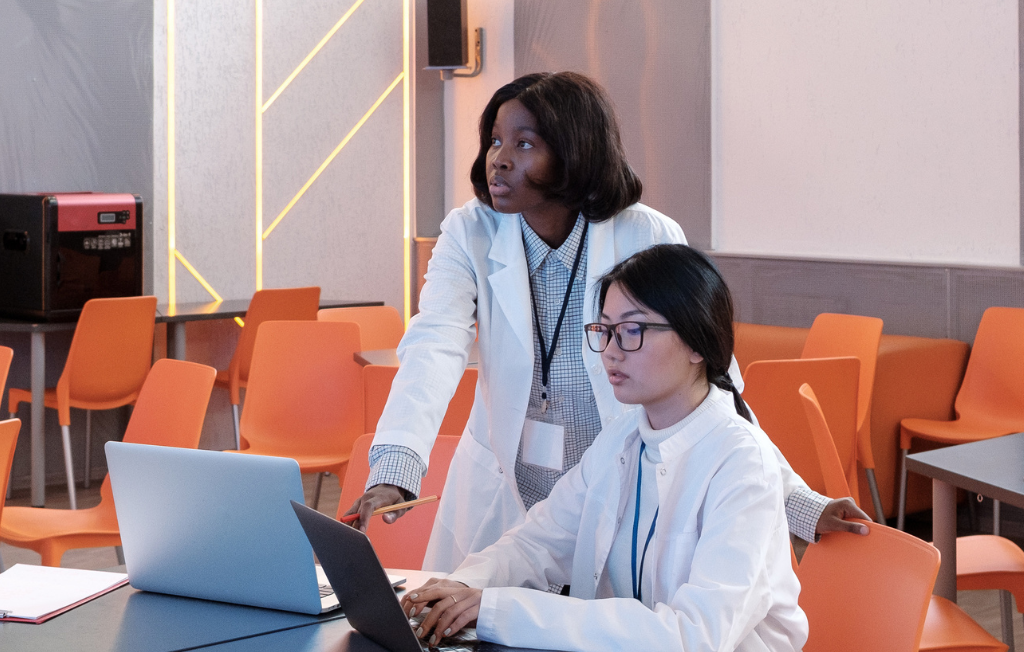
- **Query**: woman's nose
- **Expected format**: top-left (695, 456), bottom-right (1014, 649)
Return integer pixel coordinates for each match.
top-left (490, 146), bottom-right (511, 169)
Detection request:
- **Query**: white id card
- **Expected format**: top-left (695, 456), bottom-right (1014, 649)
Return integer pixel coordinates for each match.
top-left (522, 419), bottom-right (565, 471)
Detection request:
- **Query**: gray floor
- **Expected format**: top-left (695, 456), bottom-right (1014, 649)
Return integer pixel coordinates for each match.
top-left (3, 480), bottom-right (1022, 649)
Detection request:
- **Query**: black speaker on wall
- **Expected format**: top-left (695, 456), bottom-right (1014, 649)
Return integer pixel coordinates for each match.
top-left (426, 0), bottom-right (467, 69)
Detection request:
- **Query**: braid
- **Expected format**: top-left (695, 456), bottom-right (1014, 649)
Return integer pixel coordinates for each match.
top-left (708, 368), bottom-right (752, 423)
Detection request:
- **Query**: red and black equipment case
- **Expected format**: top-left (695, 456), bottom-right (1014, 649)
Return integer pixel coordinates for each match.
top-left (0, 192), bottom-right (144, 321)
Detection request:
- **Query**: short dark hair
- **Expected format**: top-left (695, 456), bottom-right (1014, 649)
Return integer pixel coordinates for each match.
top-left (597, 244), bottom-right (752, 422)
top-left (469, 72), bottom-right (642, 223)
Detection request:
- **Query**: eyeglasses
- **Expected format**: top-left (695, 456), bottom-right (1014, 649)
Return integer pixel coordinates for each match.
top-left (583, 321), bottom-right (674, 353)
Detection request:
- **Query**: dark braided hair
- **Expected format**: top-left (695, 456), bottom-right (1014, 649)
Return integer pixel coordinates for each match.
top-left (596, 244), bottom-right (752, 422)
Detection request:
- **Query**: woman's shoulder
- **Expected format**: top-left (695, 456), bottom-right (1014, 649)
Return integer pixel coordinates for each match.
top-left (440, 198), bottom-right (503, 236)
top-left (606, 203), bottom-right (687, 246)
top-left (694, 392), bottom-right (783, 482)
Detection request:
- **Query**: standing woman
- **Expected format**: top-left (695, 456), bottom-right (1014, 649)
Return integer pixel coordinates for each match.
top-left (345, 72), bottom-right (858, 570)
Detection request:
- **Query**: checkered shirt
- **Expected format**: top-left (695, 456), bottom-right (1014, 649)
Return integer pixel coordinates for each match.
top-left (786, 485), bottom-right (831, 543)
top-left (514, 215), bottom-right (603, 512)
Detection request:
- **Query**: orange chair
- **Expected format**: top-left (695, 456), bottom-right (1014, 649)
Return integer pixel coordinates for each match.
top-left (742, 357), bottom-right (860, 500)
top-left (8, 296), bottom-right (157, 509)
top-left (363, 365), bottom-right (477, 437)
top-left (0, 359), bottom-right (215, 567)
top-left (801, 313), bottom-right (886, 522)
top-left (215, 286), bottom-right (320, 449)
top-left (798, 520), bottom-right (938, 652)
top-left (337, 433), bottom-right (459, 570)
top-left (232, 320), bottom-right (363, 509)
top-left (318, 305), bottom-right (404, 351)
top-left (0, 418), bottom-right (19, 571)
top-left (800, 384), bottom-right (1007, 652)
top-left (898, 307), bottom-right (1024, 530)
top-left (0, 346), bottom-right (11, 396)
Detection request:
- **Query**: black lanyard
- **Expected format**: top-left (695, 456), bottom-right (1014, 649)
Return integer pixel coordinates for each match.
top-left (631, 441), bottom-right (659, 603)
top-left (527, 219), bottom-right (589, 413)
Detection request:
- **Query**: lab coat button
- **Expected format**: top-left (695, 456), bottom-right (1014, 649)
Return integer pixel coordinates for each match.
top-left (498, 467), bottom-right (503, 474)
top-left (619, 457), bottom-right (625, 464)
top-left (594, 573), bottom-right (599, 581)
top-left (659, 468), bottom-right (667, 476)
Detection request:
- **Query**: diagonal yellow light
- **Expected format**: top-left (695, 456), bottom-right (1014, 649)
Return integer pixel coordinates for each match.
top-left (262, 72), bottom-right (404, 240)
top-left (261, 0), bottom-right (368, 114)
top-left (174, 250), bottom-right (224, 302)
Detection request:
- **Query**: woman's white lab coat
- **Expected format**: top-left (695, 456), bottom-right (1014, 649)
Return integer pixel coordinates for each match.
top-left (372, 198), bottom-right (686, 571)
top-left (447, 386), bottom-right (808, 652)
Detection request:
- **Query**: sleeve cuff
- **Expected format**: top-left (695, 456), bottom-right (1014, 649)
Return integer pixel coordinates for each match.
top-left (367, 444), bottom-right (426, 498)
top-left (785, 486), bottom-right (831, 543)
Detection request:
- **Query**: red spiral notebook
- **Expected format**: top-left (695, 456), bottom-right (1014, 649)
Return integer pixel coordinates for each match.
top-left (0, 564), bottom-right (129, 624)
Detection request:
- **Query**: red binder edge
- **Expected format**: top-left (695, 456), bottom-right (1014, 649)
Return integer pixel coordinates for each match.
top-left (0, 578), bottom-right (129, 624)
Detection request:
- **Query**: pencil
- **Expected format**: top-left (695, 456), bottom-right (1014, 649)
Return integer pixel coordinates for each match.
top-left (339, 495), bottom-right (439, 523)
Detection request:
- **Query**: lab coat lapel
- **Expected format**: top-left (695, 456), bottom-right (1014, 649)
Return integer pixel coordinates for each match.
top-left (487, 214), bottom-right (534, 357)
top-left (583, 218), bottom-right (620, 423)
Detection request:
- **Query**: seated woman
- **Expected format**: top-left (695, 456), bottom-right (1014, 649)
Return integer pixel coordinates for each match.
top-left (401, 244), bottom-right (808, 652)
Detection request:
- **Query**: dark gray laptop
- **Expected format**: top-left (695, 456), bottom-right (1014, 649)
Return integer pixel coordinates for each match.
top-left (290, 501), bottom-right (479, 652)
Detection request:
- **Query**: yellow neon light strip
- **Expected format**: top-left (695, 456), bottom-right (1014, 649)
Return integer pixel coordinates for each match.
top-left (167, 0), bottom-right (176, 307)
top-left (402, 0), bottom-right (411, 326)
top-left (262, 72), bottom-right (404, 240)
top-left (261, 0), bottom-right (368, 114)
top-left (173, 250), bottom-right (224, 302)
top-left (255, 0), bottom-right (264, 291)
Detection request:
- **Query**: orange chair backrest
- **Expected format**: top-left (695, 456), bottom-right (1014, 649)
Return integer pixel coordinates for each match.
top-left (0, 418), bottom-right (20, 525)
top-left (798, 383), bottom-right (853, 500)
top-left (318, 306), bottom-right (404, 351)
top-left (801, 313), bottom-right (882, 434)
top-left (58, 296), bottom-right (157, 411)
top-left (99, 358), bottom-right (216, 502)
top-left (0, 346), bottom-right (12, 395)
top-left (228, 287), bottom-right (320, 391)
top-left (363, 365), bottom-right (476, 437)
top-left (337, 433), bottom-right (460, 569)
top-left (742, 357), bottom-right (860, 500)
top-left (240, 320), bottom-right (364, 456)
top-left (955, 307), bottom-right (1024, 428)
top-left (798, 521), bottom-right (938, 652)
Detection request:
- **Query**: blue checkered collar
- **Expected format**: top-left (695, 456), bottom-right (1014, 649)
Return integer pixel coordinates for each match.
top-left (520, 213), bottom-right (588, 277)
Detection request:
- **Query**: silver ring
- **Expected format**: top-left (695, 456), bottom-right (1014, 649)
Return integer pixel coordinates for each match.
top-left (451, 595), bottom-right (458, 605)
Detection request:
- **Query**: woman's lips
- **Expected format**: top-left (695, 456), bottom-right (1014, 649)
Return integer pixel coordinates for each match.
top-left (489, 177), bottom-right (511, 197)
top-left (606, 369), bottom-right (629, 385)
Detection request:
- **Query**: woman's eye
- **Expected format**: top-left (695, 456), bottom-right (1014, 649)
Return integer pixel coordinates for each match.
top-left (490, 137), bottom-right (501, 147)
top-left (517, 140), bottom-right (533, 149)
top-left (624, 325), bottom-right (642, 336)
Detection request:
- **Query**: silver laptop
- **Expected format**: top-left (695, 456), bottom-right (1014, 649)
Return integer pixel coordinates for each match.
top-left (107, 441), bottom-right (388, 615)
top-left (290, 500), bottom-right (479, 652)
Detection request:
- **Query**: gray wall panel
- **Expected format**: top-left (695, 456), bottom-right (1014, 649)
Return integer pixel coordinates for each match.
top-left (950, 268), bottom-right (1024, 342)
top-left (513, 1), bottom-right (711, 247)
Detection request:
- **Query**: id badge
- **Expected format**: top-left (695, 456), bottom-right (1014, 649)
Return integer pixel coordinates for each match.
top-left (522, 419), bottom-right (565, 471)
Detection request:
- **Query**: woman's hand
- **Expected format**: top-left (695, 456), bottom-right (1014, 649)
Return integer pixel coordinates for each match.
top-left (342, 484), bottom-right (408, 532)
top-left (815, 497), bottom-right (871, 536)
top-left (400, 578), bottom-right (481, 646)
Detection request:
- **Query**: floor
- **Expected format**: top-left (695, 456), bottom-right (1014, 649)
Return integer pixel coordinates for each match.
top-left (3, 480), bottom-right (1023, 650)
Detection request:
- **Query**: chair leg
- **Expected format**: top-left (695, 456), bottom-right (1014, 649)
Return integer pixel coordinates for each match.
top-left (6, 413), bottom-right (12, 501)
top-left (312, 473), bottom-right (324, 510)
top-left (115, 546), bottom-right (125, 566)
top-left (83, 410), bottom-right (92, 489)
top-left (60, 424), bottom-right (78, 510)
top-left (864, 468), bottom-right (886, 524)
top-left (896, 448), bottom-right (909, 530)
top-left (231, 404), bottom-right (241, 450)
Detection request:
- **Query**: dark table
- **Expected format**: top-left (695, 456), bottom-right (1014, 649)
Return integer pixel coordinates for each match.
top-left (0, 299), bottom-right (382, 506)
top-left (906, 432), bottom-right (1024, 602)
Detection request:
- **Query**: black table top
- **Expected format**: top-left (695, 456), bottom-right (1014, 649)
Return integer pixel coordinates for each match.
top-left (905, 432), bottom-right (1024, 509)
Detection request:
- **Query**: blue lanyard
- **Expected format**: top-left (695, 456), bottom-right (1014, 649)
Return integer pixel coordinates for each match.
top-left (631, 442), bottom-right (659, 603)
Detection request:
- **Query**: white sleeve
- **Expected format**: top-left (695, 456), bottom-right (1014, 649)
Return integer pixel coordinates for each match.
top-left (470, 444), bottom-right (797, 652)
top-left (370, 212), bottom-right (477, 468)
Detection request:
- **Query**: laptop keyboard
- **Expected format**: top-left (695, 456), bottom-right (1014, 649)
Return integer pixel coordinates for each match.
top-left (318, 584), bottom-right (335, 598)
top-left (409, 613), bottom-right (479, 651)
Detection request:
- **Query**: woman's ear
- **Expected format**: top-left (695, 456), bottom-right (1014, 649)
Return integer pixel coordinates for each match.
top-left (689, 350), bottom-right (705, 365)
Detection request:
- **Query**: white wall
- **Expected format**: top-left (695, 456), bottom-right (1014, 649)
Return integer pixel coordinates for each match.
top-left (712, 1), bottom-right (1020, 266)
top-left (443, 0), bottom-right (515, 213)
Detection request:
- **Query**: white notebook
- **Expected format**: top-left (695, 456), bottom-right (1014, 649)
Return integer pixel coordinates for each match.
top-left (0, 564), bottom-right (128, 623)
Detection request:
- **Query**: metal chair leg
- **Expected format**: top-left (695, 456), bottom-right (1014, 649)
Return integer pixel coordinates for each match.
top-left (231, 404), bottom-right (241, 450)
top-left (5, 414), bottom-right (11, 501)
top-left (896, 449), bottom-right (909, 530)
top-left (60, 424), bottom-right (77, 510)
top-left (115, 546), bottom-right (125, 566)
top-left (84, 410), bottom-right (92, 489)
top-left (865, 468), bottom-right (886, 524)
top-left (312, 473), bottom-right (324, 510)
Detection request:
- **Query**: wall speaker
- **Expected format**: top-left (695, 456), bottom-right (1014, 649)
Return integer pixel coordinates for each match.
top-left (426, 0), bottom-right (467, 69)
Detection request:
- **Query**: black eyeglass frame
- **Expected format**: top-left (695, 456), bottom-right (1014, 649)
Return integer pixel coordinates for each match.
top-left (583, 321), bottom-right (675, 353)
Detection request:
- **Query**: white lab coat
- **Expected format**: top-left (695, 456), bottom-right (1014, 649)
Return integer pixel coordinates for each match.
top-left (448, 386), bottom-right (808, 652)
top-left (373, 199), bottom-right (687, 571)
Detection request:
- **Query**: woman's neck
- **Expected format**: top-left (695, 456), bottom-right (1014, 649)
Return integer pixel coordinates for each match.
top-left (522, 205), bottom-right (578, 249)
top-left (644, 379), bottom-right (711, 430)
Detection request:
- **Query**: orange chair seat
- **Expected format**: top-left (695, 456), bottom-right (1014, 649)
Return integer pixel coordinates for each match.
top-left (8, 386), bottom-right (139, 419)
top-left (0, 504), bottom-right (120, 566)
top-left (227, 447), bottom-right (351, 474)
top-left (919, 595), bottom-right (1008, 651)
top-left (957, 535), bottom-right (1024, 610)
top-left (900, 415), bottom-right (1024, 449)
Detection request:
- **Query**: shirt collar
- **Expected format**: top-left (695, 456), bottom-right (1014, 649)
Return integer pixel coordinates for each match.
top-left (521, 213), bottom-right (588, 275)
